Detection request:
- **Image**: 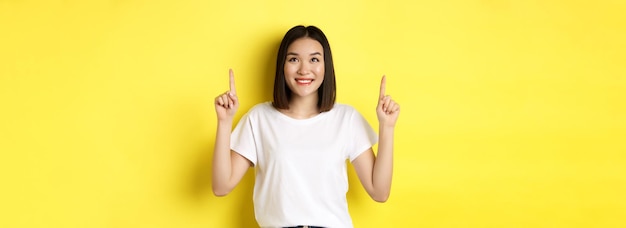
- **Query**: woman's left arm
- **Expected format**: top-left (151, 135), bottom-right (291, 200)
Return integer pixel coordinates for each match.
top-left (352, 76), bottom-right (400, 202)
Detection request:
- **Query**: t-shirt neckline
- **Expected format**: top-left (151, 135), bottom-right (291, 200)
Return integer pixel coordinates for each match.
top-left (266, 102), bottom-right (332, 124)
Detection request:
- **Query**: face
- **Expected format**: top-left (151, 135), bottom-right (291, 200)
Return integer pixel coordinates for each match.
top-left (284, 37), bottom-right (325, 99)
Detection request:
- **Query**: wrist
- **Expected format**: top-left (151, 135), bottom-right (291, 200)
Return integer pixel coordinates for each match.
top-left (217, 118), bottom-right (234, 126)
top-left (379, 124), bottom-right (395, 134)
top-left (379, 122), bottom-right (396, 129)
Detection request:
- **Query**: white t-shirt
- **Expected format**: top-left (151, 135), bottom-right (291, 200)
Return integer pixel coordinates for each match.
top-left (231, 102), bottom-right (378, 228)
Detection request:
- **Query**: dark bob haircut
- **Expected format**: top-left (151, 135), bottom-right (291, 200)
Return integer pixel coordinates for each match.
top-left (272, 25), bottom-right (336, 112)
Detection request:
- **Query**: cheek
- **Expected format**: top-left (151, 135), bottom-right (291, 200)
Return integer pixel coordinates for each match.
top-left (284, 64), bottom-right (297, 76)
top-left (314, 64), bottom-right (325, 75)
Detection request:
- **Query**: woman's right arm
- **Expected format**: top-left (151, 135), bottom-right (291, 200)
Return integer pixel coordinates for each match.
top-left (212, 69), bottom-right (253, 196)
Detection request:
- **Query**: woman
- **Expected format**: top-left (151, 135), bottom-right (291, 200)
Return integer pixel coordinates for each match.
top-left (212, 25), bottom-right (400, 228)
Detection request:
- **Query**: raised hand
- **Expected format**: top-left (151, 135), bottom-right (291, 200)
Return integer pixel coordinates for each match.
top-left (214, 69), bottom-right (239, 121)
top-left (376, 75), bottom-right (400, 127)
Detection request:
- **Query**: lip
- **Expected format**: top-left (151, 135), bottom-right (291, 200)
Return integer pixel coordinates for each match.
top-left (295, 78), bottom-right (314, 86)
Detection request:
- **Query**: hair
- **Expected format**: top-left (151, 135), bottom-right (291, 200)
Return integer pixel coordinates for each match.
top-left (272, 25), bottom-right (336, 112)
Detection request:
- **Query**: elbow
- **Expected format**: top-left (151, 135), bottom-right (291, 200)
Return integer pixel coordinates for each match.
top-left (212, 186), bottom-right (232, 197)
top-left (371, 191), bottom-right (390, 203)
top-left (213, 190), bottom-right (229, 197)
top-left (373, 195), bottom-right (389, 203)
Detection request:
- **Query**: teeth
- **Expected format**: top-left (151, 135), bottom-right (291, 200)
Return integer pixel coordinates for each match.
top-left (296, 79), bottom-right (312, 83)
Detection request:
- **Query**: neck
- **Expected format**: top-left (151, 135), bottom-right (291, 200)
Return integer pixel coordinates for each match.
top-left (281, 94), bottom-right (320, 119)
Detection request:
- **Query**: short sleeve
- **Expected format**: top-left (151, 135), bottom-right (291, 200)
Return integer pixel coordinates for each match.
top-left (347, 109), bottom-right (378, 161)
top-left (230, 112), bottom-right (258, 166)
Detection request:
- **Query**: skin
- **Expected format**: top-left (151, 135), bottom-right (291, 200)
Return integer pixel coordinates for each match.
top-left (212, 38), bottom-right (400, 203)
top-left (280, 37), bottom-right (325, 119)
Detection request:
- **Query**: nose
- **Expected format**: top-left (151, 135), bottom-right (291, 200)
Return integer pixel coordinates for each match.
top-left (297, 62), bottom-right (311, 75)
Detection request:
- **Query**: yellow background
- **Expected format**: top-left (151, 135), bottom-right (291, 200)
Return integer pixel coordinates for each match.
top-left (1, 0), bottom-right (625, 227)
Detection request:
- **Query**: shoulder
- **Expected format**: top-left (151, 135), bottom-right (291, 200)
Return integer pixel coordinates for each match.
top-left (327, 103), bottom-right (374, 129)
top-left (326, 103), bottom-right (364, 121)
top-left (242, 102), bottom-right (276, 118)
top-left (330, 103), bottom-right (359, 115)
top-left (247, 102), bottom-right (273, 112)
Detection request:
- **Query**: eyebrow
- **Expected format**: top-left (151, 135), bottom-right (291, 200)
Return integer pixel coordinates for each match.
top-left (286, 52), bottom-right (322, 56)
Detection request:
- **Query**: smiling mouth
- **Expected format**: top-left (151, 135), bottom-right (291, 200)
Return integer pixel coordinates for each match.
top-left (295, 78), bottom-right (313, 85)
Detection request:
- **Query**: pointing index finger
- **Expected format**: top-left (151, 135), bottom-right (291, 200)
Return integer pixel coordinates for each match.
top-left (379, 75), bottom-right (386, 100)
top-left (229, 69), bottom-right (236, 95)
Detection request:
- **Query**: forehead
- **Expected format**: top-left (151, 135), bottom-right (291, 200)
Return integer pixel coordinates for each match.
top-left (287, 38), bottom-right (323, 54)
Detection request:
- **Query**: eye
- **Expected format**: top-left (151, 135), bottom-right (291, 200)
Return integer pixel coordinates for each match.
top-left (311, 57), bottom-right (320, 63)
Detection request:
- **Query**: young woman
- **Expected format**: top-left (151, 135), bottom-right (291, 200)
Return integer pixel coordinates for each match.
top-left (212, 25), bottom-right (400, 228)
